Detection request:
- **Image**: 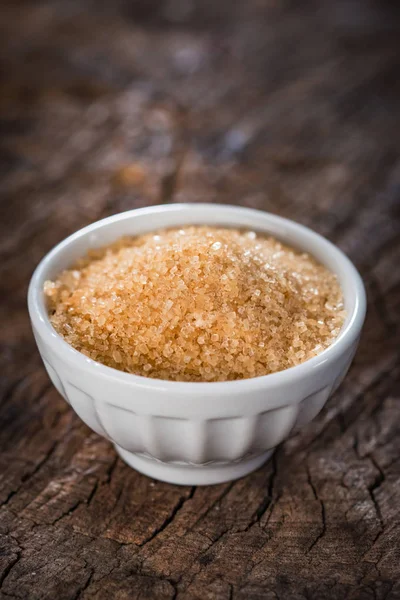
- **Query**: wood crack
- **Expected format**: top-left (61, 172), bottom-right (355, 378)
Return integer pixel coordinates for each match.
top-left (86, 479), bottom-right (99, 507)
top-left (0, 554), bottom-right (21, 591)
top-left (138, 486), bottom-right (196, 547)
top-left (367, 455), bottom-right (385, 535)
top-left (2, 438), bottom-right (59, 509)
top-left (51, 498), bottom-right (84, 526)
top-left (70, 566), bottom-right (95, 600)
top-left (105, 453), bottom-right (119, 484)
top-left (306, 464), bottom-right (327, 554)
top-left (245, 453), bottom-right (278, 530)
top-left (0, 543), bottom-right (22, 591)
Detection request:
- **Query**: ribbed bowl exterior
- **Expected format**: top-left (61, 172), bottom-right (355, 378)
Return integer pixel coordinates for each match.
top-left (34, 327), bottom-right (359, 466)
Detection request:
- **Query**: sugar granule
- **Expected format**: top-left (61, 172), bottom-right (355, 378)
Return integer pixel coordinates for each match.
top-left (44, 227), bottom-right (345, 382)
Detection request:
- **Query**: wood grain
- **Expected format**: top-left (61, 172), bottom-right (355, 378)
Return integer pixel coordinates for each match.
top-left (1, 0), bottom-right (399, 598)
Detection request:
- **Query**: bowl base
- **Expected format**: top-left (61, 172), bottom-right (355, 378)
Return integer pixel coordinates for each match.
top-left (115, 446), bottom-right (274, 485)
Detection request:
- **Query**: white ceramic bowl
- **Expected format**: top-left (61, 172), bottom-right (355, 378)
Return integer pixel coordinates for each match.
top-left (28, 204), bottom-right (366, 485)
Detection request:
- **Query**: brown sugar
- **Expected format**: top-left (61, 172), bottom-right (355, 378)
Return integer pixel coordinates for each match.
top-left (44, 226), bottom-right (346, 382)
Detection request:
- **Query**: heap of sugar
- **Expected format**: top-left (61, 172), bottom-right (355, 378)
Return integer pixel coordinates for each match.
top-left (44, 226), bottom-right (345, 382)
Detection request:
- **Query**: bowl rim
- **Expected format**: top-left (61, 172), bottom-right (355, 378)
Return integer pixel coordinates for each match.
top-left (28, 203), bottom-right (366, 393)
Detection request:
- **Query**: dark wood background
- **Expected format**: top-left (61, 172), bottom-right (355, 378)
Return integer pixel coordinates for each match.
top-left (1, 1), bottom-right (399, 598)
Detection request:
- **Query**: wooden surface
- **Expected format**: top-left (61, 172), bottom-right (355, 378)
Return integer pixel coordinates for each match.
top-left (1, 1), bottom-right (400, 598)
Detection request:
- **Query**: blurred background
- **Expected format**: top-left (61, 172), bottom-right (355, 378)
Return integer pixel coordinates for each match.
top-left (1, 0), bottom-right (400, 242)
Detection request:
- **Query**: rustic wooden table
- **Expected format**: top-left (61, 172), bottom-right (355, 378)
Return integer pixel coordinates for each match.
top-left (1, 1), bottom-right (399, 598)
